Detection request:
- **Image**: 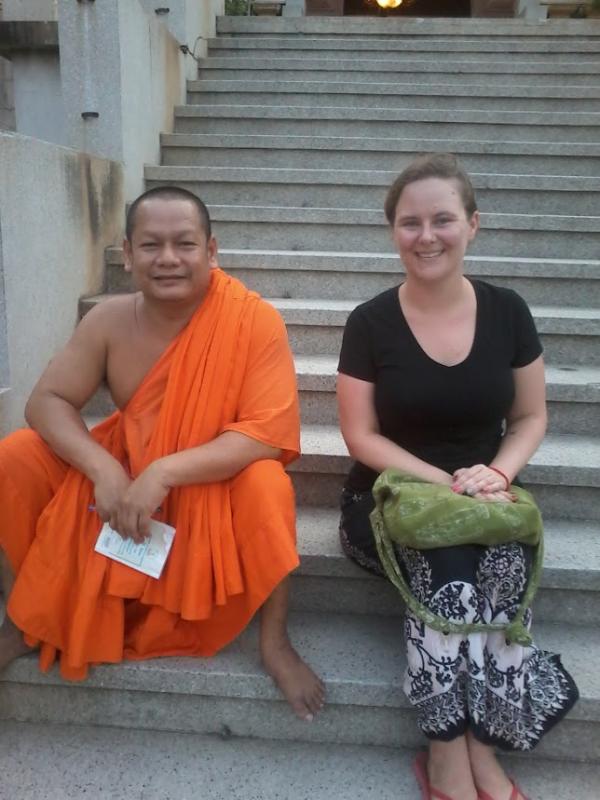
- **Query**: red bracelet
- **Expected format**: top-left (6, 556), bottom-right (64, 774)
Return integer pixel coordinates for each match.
top-left (488, 466), bottom-right (510, 490)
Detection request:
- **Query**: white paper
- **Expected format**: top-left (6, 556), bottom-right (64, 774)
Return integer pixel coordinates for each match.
top-left (94, 519), bottom-right (176, 579)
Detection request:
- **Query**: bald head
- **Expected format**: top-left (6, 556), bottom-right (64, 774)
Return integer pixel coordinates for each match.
top-left (126, 186), bottom-right (212, 242)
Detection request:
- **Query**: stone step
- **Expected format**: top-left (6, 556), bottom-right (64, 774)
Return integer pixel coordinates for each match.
top-left (217, 251), bottom-right (600, 308)
top-left (208, 36), bottom-right (600, 58)
top-left (295, 359), bottom-right (600, 436)
top-left (81, 341), bottom-right (600, 436)
top-left (1, 612), bottom-right (598, 762)
top-left (0, 721), bottom-right (425, 800)
top-left (72, 407), bottom-right (600, 608)
top-left (186, 80), bottom-right (600, 113)
top-left (265, 298), bottom-right (600, 364)
top-left (197, 56), bottom-right (600, 86)
top-left (144, 166), bottom-right (600, 216)
top-left (173, 105), bottom-right (600, 145)
top-left (201, 205), bottom-right (600, 263)
top-left (4, 720), bottom-right (598, 800)
top-left (216, 16), bottom-right (600, 38)
top-left (160, 133), bottom-right (600, 176)
top-left (80, 294), bottom-right (600, 367)
top-left (291, 426), bottom-right (600, 522)
top-left (81, 287), bottom-right (600, 367)
top-left (292, 507), bottom-right (600, 625)
top-left (105, 248), bottom-right (600, 308)
top-left (78, 409), bottom-right (600, 522)
top-left (285, 300), bottom-right (600, 366)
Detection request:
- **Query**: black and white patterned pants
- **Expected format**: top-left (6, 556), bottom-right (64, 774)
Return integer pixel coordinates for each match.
top-left (339, 487), bottom-right (579, 751)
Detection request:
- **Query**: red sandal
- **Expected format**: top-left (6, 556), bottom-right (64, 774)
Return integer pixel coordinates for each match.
top-left (413, 751), bottom-right (459, 800)
top-left (477, 781), bottom-right (529, 800)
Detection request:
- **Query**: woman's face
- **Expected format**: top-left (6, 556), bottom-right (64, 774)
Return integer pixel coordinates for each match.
top-left (391, 177), bottom-right (479, 284)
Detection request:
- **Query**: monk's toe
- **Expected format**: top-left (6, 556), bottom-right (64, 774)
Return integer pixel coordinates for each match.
top-left (292, 697), bottom-right (314, 721)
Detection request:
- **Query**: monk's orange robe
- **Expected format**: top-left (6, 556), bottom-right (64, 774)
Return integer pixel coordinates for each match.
top-left (0, 268), bottom-right (300, 680)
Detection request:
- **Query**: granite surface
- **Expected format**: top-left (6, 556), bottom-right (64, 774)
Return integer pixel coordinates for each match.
top-left (2, 612), bottom-right (598, 720)
top-left (2, 720), bottom-right (599, 800)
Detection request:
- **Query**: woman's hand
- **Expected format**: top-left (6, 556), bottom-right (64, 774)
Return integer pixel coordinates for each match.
top-left (472, 489), bottom-right (516, 503)
top-left (452, 464), bottom-right (509, 496)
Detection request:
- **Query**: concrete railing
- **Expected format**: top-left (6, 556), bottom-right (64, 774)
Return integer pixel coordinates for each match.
top-left (0, 1), bottom-right (225, 434)
top-left (59, 0), bottom-right (224, 198)
top-left (2, 0), bottom-right (58, 21)
top-left (0, 2), bottom-right (225, 434)
top-left (2, 0), bottom-right (224, 196)
top-left (0, 132), bottom-right (124, 434)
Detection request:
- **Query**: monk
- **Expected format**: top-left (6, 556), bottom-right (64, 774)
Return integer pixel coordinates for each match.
top-left (0, 185), bottom-right (325, 721)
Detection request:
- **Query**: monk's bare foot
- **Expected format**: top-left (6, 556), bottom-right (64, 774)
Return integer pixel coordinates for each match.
top-left (261, 635), bottom-right (325, 721)
top-left (0, 619), bottom-right (33, 671)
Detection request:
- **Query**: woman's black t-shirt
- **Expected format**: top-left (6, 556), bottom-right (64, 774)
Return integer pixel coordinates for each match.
top-left (337, 279), bottom-right (543, 492)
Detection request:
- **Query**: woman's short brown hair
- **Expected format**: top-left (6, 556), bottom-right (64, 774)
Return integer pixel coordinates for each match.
top-left (384, 153), bottom-right (477, 225)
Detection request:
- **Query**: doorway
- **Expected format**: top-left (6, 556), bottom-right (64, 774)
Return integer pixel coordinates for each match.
top-left (343, 0), bottom-right (472, 15)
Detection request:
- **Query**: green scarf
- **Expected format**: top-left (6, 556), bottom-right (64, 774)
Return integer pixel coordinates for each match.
top-left (369, 470), bottom-right (544, 646)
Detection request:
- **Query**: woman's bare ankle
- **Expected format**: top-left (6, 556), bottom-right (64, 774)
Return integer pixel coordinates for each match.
top-left (428, 739), bottom-right (478, 800)
top-left (467, 731), bottom-right (515, 799)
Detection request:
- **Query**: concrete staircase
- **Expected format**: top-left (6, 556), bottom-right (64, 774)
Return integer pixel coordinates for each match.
top-left (2, 15), bottom-right (600, 798)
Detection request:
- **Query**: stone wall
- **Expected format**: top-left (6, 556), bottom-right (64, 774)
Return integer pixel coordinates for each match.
top-left (57, 0), bottom-right (223, 198)
top-left (2, 0), bottom-right (224, 196)
top-left (0, 56), bottom-right (14, 130)
top-left (11, 49), bottom-right (65, 143)
top-left (0, 132), bottom-right (124, 433)
top-left (0, 212), bottom-right (10, 434)
top-left (139, 0), bottom-right (224, 62)
top-left (0, 0), bottom-right (224, 433)
top-left (2, 0), bottom-right (57, 20)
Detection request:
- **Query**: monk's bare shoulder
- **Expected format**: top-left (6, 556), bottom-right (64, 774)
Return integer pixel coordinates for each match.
top-left (26, 294), bottom-right (140, 413)
top-left (80, 293), bottom-right (138, 341)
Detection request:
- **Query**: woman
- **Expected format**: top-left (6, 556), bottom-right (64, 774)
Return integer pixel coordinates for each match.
top-left (336, 153), bottom-right (578, 800)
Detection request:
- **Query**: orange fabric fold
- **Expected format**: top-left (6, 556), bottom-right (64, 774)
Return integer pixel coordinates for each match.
top-left (0, 269), bottom-right (300, 679)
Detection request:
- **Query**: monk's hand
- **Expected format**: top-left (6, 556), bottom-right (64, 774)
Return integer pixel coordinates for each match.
top-left (452, 464), bottom-right (510, 497)
top-left (110, 462), bottom-right (171, 543)
top-left (93, 462), bottom-right (132, 526)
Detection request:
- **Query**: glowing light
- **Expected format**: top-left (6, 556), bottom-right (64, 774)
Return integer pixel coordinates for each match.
top-left (376, 0), bottom-right (403, 8)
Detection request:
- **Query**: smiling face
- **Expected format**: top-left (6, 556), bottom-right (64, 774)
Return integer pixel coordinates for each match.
top-left (123, 197), bottom-right (217, 305)
top-left (391, 177), bottom-right (479, 284)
